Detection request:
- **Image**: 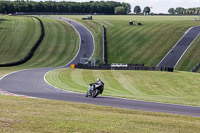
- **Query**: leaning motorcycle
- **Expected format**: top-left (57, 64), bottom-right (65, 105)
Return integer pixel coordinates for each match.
top-left (85, 83), bottom-right (104, 98)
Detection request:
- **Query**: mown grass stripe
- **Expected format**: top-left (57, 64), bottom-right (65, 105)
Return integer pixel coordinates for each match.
top-left (0, 16), bottom-right (42, 66)
top-left (46, 68), bottom-right (200, 106)
top-left (0, 17), bottom-right (17, 61)
top-left (14, 18), bottom-right (37, 59)
top-left (0, 16), bottom-right (79, 70)
top-left (111, 71), bottom-right (141, 95)
top-left (82, 69), bottom-right (96, 85)
top-left (25, 18), bottom-right (52, 67)
top-left (71, 69), bottom-right (88, 89)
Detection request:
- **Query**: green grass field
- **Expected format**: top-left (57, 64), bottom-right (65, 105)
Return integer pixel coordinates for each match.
top-left (1, 95), bottom-right (200, 133)
top-left (0, 16), bottom-right (40, 64)
top-left (63, 15), bottom-right (200, 71)
top-left (46, 68), bottom-right (200, 106)
top-left (0, 16), bottom-right (79, 77)
top-left (20, 17), bottom-right (79, 68)
top-left (1, 15), bottom-right (200, 132)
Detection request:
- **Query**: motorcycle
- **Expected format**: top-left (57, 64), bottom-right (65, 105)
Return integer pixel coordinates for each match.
top-left (85, 83), bottom-right (104, 98)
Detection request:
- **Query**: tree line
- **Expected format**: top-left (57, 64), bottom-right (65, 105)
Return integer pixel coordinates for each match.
top-left (133, 6), bottom-right (151, 15)
top-left (0, 0), bottom-right (131, 15)
top-left (168, 7), bottom-right (200, 15)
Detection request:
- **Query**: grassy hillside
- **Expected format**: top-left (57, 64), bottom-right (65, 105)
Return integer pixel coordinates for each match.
top-left (0, 16), bottom-right (79, 77)
top-left (63, 15), bottom-right (200, 70)
top-left (46, 68), bottom-right (200, 106)
top-left (0, 16), bottom-right (40, 64)
top-left (1, 95), bottom-right (200, 133)
top-left (20, 17), bottom-right (79, 68)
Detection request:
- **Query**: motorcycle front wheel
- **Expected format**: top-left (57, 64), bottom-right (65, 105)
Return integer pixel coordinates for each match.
top-left (85, 91), bottom-right (89, 97)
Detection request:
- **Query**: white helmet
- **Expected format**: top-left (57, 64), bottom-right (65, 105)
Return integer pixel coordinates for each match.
top-left (97, 78), bottom-right (100, 82)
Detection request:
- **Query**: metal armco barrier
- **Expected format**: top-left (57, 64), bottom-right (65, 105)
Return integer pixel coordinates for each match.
top-left (102, 25), bottom-right (107, 64)
top-left (75, 64), bottom-right (174, 72)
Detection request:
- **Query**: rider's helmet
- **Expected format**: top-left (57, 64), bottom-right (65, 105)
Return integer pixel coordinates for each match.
top-left (97, 78), bottom-right (101, 82)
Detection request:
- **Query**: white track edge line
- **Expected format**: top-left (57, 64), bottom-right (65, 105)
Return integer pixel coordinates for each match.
top-left (156, 27), bottom-right (194, 67)
top-left (43, 71), bottom-right (200, 108)
top-left (0, 16), bottom-right (94, 98)
top-left (44, 71), bottom-right (82, 94)
top-left (43, 17), bottom-right (96, 94)
top-left (0, 68), bottom-right (52, 98)
top-left (61, 17), bottom-right (95, 63)
top-left (174, 32), bottom-right (200, 68)
top-left (55, 17), bottom-right (82, 67)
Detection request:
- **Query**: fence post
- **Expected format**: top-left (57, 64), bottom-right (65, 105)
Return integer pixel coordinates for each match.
top-left (102, 25), bottom-right (107, 64)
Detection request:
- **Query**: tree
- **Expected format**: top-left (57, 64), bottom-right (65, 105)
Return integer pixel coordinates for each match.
top-left (143, 6), bottom-right (150, 15)
top-left (134, 5), bottom-right (141, 15)
top-left (0, 1), bottom-right (130, 14)
top-left (175, 7), bottom-right (185, 15)
top-left (114, 6), bottom-right (126, 15)
top-left (121, 2), bottom-right (131, 14)
top-left (168, 8), bottom-right (175, 15)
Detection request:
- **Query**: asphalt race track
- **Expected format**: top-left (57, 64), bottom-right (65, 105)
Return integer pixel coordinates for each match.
top-left (0, 18), bottom-right (200, 117)
top-left (157, 26), bottom-right (200, 68)
top-left (56, 17), bottom-right (95, 67)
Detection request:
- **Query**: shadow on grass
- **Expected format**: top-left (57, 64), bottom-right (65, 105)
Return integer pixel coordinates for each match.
top-left (0, 19), bottom-right (10, 29)
top-left (0, 19), bottom-right (10, 23)
top-left (0, 19), bottom-right (9, 21)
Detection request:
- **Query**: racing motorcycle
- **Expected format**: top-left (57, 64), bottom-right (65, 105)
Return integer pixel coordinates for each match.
top-left (85, 83), bottom-right (104, 98)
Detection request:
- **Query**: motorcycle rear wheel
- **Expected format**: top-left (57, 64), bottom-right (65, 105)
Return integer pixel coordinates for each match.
top-left (91, 89), bottom-right (99, 98)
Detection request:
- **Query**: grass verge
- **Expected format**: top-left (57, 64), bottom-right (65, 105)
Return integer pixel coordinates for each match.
top-left (46, 68), bottom-right (200, 106)
top-left (0, 95), bottom-right (200, 133)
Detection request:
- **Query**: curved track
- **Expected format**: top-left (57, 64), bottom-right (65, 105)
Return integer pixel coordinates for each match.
top-left (0, 18), bottom-right (200, 117)
top-left (157, 26), bottom-right (200, 68)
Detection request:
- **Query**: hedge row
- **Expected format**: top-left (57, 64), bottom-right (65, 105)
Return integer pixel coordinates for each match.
top-left (0, 16), bottom-right (45, 67)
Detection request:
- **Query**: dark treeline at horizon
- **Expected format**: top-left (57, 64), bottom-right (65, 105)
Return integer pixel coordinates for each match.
top-left (0, 1), bottom-right (131, 14)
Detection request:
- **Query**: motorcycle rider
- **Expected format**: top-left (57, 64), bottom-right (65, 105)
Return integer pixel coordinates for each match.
top-left (96, 78), bottom-right (104, 94)
top-left (86, 78), bottom-right (104, 97)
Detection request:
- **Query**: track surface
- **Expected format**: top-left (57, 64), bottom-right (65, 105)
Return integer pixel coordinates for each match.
top-left (157, 26), bottom-right (200, 68)
top-left (0, 18), bottom-right (200, 117)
